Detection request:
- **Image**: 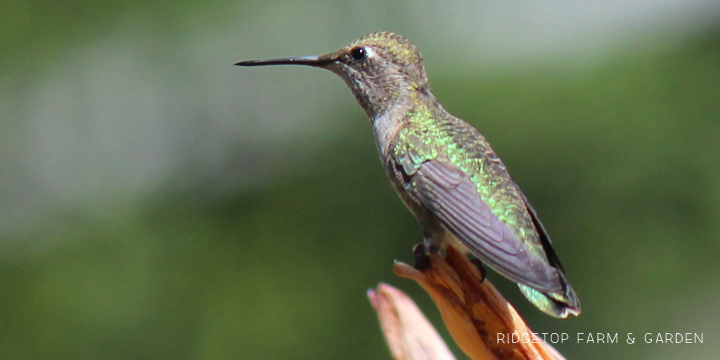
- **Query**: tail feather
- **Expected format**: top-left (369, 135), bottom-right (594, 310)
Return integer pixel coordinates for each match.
top-left (518, 282), bottom-right (581, 318)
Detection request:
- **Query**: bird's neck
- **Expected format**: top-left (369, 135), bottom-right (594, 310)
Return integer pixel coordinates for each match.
top-left (370, 89), bottom-right (438, 157)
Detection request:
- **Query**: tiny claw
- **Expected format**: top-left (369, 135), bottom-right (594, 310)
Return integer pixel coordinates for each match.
top-left (470, 258), bottom-right (487, 282)
top-left (413, 243), bottom-right (432, 270)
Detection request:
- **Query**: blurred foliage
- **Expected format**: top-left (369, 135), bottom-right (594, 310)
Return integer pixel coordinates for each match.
top-left (1, 1), bottom-right (720, 359)
top-left (0, 0), bottom-right (229, 66)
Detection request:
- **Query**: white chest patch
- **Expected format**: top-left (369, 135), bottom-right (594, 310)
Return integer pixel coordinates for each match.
top-left (371, 112), bottom-right (397, 156)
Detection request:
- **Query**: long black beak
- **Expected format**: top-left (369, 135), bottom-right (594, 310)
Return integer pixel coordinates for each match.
top-left (235, 55), bottom-right (333, 67)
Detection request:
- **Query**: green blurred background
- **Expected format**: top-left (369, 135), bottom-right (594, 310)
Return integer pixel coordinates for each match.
top-left (1, 1), bottom-right (719, 359)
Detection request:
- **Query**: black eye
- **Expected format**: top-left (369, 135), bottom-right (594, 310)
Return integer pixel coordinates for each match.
top-left (350, 47), bottom-right (367, 61)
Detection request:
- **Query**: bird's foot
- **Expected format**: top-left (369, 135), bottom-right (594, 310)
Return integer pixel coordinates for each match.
top-left (427, 243), bottom-right (442, 254)
top-left (413, 243), bottom-right (432, 270)
top-left (470, 258), bottom-right (487, 282)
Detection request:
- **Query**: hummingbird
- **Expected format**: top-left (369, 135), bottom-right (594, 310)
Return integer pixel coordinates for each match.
top-left (236, 32), bottom-right (580, 318)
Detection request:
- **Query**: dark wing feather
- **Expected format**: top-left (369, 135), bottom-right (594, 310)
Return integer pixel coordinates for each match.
top-left (411, 159), bottom-right (562, 292)
top-left (519, 187), bottom-right (566, 273)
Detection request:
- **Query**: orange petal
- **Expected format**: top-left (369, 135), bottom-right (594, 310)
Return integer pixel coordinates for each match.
top-left (393, 246), bottom-right (565, 360)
